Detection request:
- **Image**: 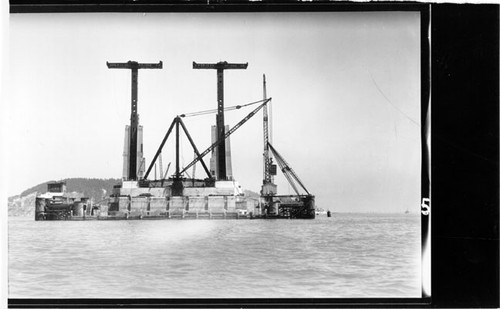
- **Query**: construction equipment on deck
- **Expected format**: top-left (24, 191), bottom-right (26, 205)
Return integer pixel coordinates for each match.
top-left (193, 61), bottom-right (248, 181)
top-left (260, 74), bottom-right (278, 202)
top-left (106, 60), bottom-right (163, 181)
top-left (265, 142), bottom-right (315, 219)
top-left (144, 116), bottom-right (212, 183)
top-left (268, 142), bottom-right (310, 196)
top-left (180, 97), bottom-right (271, 175)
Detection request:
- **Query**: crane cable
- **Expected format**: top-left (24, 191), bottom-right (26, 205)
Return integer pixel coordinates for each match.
top-left (179, 98), bottom-right (267, 118)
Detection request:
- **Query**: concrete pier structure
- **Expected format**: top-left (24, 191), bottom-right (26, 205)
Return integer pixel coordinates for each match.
top-left (122, 125), bottom-right (145, 180)
top-left (210, 125), bottom-right (233, 180)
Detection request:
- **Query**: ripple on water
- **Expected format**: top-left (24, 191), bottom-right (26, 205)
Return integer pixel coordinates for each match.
top-left (9, 213), bottom-right (421, 298)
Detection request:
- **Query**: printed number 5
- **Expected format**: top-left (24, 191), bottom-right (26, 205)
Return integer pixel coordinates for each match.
top-left (421, 198), bottom-right (430, 215)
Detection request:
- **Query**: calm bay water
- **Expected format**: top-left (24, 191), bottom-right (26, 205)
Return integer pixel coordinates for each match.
top-left (9, 213), bottom-right (421, 298)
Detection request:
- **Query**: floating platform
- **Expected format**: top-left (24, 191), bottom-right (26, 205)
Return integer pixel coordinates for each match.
top-left (34, 62), bottom-right (317, 222)
top-left (34, 181), bottom-right (315, 221)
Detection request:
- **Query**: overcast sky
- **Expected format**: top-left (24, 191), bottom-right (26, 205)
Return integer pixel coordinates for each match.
top-left (3, 12), bottom-right (421, 212)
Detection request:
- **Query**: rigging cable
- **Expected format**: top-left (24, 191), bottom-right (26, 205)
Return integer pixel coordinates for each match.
top-left (180, 98), bottom-right (267, 118)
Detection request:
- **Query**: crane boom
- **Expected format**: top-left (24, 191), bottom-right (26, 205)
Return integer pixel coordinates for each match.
top-left (268, 142), bottom-right (310, 196)
top-left (180, 97), bottom-right (271, 175)
top-left (262, 74), bottom-right (272, 184)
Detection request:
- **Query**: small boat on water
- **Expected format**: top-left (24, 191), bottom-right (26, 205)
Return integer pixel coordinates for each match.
top-left (315, 208), bottom-right (327, 215)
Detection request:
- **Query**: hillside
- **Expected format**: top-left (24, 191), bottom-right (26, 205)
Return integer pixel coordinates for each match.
top-left (20, 178), bottom-right (120, 201)
top-left (243, 189), bottom-right (260, 198)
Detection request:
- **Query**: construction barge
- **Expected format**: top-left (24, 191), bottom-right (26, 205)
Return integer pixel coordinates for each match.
top-left (35, 60), bottom-right (315, 221)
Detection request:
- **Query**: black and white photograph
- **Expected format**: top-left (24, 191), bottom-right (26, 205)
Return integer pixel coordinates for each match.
top-left (4, 8), bottom-right (426, 302)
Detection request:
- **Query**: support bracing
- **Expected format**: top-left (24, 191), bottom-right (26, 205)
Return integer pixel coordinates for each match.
top-left (178, 117), bottom-right (212, 178)
top-left (144, 118), bottom-right (176, 180)
top-left (144, 116), bottom-right (212, 180)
